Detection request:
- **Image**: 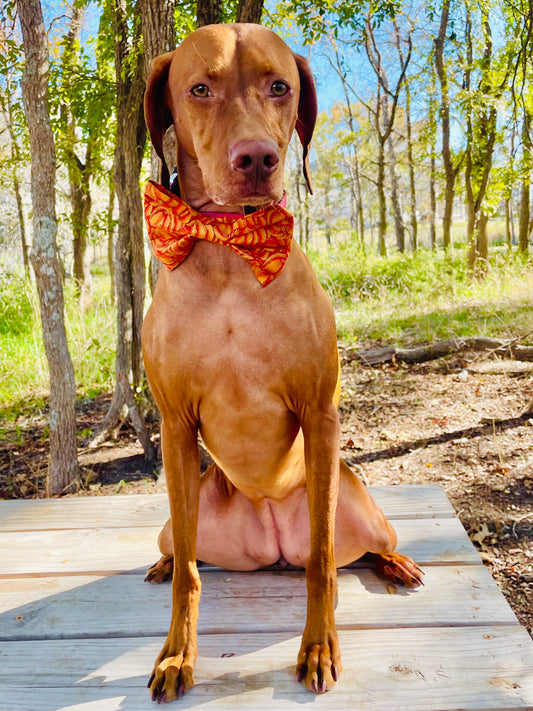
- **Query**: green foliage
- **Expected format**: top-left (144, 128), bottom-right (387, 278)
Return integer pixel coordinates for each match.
top-left (0, 273), bottom-right (35, 336)
top-left (276, 0), bottom-right (401, 41)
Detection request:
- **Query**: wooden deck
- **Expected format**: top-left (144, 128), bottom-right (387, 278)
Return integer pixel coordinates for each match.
top-left (0, 485), bottom-right (532, 710)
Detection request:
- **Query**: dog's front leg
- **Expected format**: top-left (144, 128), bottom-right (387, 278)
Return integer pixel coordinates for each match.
top-left (149, 417), bottom-right (201, 704)
top-left (297, 404), bottom-right (342, 693)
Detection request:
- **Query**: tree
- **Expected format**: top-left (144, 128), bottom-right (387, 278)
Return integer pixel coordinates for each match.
top-left (463, 1), bottom-right (512, 275)
top-left (141, 0), bottom-right (176, 293)
top-left (329, 42), bottom-right (366, 249)
top-left (434, 0), bottom-right (459, 252)
top-left (17, 0), bottom-right (80, 494)
top-left (364, 15), bottom-right (412, 255)
top-left (90, 0), bottom-right (154, 459)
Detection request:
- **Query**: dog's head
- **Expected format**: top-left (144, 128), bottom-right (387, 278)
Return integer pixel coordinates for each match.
top-left (144, 23), bottom-right (317, 209)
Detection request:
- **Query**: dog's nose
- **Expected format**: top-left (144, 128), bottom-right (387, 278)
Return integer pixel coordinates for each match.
top-left (230, 139), bottom-right (279, 180)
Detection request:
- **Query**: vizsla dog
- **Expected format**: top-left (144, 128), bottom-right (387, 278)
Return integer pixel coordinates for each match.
top-left (142, 23), bottom-right (423, 704)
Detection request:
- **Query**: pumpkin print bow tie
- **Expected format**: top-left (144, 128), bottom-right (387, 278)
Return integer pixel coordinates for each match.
top-left (144, 180), bottom-right (294, 286)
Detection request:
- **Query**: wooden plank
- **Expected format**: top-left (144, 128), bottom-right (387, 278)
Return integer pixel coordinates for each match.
top-left (1, 627), bottom-right (533, 709)
top-left (0, 518), bottom-right (479, 578)
top-left (0, 485), bottom-right (454, 533)
top-left (0, 565), bottom-right (517, 641)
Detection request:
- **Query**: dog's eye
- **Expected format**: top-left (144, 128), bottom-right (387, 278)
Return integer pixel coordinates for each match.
top-left (270, 81), bottom-right (289, 97)
top-left (191, 84), bottom-right (211, 98)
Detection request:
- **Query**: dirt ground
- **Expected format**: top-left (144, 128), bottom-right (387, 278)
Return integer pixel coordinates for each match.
top-left (1, 345), bottom-right (532, 637)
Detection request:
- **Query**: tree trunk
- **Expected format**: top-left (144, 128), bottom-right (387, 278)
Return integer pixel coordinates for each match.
top-left (196, 0), bottom-right (222, 25)
top-left (377, 136), bottom-right (387, 256)
top-left (364, 18), bottom-right (411, 257)
top-left (140, 0), bottom-right (176, 294)
top-left (464, 8), bottom-right (499, 275)
top-left (107, 171), bottom-right (116, 304)
top-left (518, 109), bottom-right (531, 255)
top-left (236, 0), bottom-right (264, 22)
top-left (14, 173), bottom-right (29, 275)
top-left (429, 152), bottom-right (437, 250)
top-left (60, 5), bottom-right (94, 304)
top-left (394, 20), bottom-right (416, 251)
top-left (434, 0), bottom-right (455, 251)
top-left (330, 44), bottom-right (365, 250)
top-left (405, 83), bottom-right (417, 250)
top-left (387, 132), bottom-right (405, 252)
top-left (90, 0), bottom-right (155, 461)
top-left (0, 91), bottom-right (30, 275)
top-left (17, 0), bottom-right (80, 494)
top-left (505, 196), bottom-right (512, 250)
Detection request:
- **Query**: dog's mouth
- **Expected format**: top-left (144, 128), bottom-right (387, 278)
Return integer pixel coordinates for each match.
top-left (208, 177), bottom-right (283, 208)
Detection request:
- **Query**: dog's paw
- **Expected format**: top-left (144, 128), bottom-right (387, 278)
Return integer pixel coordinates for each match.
top-left (145, 555), bottom-right (174, 584)
top-left (374, 552), bottom-right (425, 588)
top-left (148, 653), bottom-right (195, 704)
top-left (296, 640), bottom-right (341, 693)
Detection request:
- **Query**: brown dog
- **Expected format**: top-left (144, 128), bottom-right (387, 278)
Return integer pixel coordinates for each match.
top-left (142, 23), bottom-right (423, 704)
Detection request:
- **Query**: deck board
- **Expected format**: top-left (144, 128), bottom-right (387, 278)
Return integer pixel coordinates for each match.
top-left (0, 485), bottom-right (454, 532)
top-left (1, 628), bottom-right (533, 710)
top-left (1, 486), bottom-right (532, 711)
top-left (0, 565), bottom-right (517, 641)
top-left (0, 517), bottom-right (480, 577)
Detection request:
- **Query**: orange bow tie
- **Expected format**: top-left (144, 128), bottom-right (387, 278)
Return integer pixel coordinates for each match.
top-left (144, 181), bottom-right (294, 286)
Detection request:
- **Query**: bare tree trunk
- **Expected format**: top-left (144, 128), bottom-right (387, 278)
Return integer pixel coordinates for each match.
top-left (464, 8), bottom-right (500, 275)
top-left (505, 197), bottom-right (512, 250)
top-left (90, 0), bottom-right (155, 461)
top-left (387, 132), bottom-right (406, 252)
top-left (394, 20), bottom-right (417, 251)
top-left (330, 44), bottom-right (365, 250)
top-left (364, 18), bottom-right (411, 256)
top-left (17, 0), bottom-right (80, 494)
top-left (107, 171), bottom-right (116, 304)
top-left (0, 91), bottom-right (30, 275)
top-left (429, 152), bottom-right (437, 250)
top-left (235, 0), bottom-right (264, 22)
top-left (377, 133), bottom-right (388, 256)
top-left (519, 109), bottom-right (531, 255)
top-left (405, 83), bottom-right (417, 250)
top-left (196, 0), bottom-right (222, 25)
top-left (428, 84), bottom-right (437, 251)
top-left (434, 0), bottom-right (455, 251)
top-left (141, 0), bottom-right (176, 294)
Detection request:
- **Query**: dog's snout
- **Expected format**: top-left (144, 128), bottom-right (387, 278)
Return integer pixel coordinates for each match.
top-left (230, 139), bottom-right (280, 180)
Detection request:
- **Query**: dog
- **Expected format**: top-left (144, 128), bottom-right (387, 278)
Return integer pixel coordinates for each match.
top-left (141, 23), bottom-right (423, 704)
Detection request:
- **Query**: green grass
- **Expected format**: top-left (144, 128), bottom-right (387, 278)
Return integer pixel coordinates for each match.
top-left (0, 268), bottom-right (115, 416)
top-left (1, 246), bottom-right (532, 415)
top-left (309, 245), bottom-right (533, 345)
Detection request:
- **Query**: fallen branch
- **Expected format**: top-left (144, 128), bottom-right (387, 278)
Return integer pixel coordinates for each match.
top-left (345, 337), bottom-right (533, 366)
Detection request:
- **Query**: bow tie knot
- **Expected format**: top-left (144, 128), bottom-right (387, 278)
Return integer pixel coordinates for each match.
top-left (144, 181), bottom-right (294, 286)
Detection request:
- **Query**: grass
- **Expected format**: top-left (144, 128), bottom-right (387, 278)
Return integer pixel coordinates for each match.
top-left (0, 266), bottom-right (115, 417)
top-left (309, 244), bottom-right (533, 345)
top-left (1, 245), bottom-right (532, 415)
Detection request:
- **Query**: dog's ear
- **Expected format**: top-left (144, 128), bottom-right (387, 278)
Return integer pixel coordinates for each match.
top-left (144, 51), bottom-right (175, 189)
top-left (293, 54), bottom-right (317, 195)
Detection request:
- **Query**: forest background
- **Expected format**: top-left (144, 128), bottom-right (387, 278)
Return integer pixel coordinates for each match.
top-left (0, 0), bottom-right (532, 507)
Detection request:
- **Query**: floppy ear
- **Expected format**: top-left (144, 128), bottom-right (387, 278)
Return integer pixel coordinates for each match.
top-left (293, 54), bottom-right (317, 195)
top-left (144, 51), bottom-right (175, 189)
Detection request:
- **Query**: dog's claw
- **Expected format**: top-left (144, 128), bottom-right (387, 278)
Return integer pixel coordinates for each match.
top-left (147, 673), bottom-right (155, 689)
top-left (312, 679), bottom-right (318, 694)
top-left (332, 664), bottom-right (338, 681)
top-left (321, 680), bottom-right (327, 693)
